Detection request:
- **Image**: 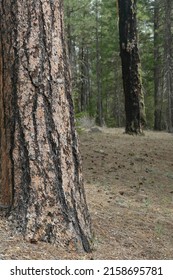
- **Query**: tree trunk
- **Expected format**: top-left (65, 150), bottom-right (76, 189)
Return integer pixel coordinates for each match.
top-left (118, 0), bottom-right (146, 134)
top-left (163, 0), bottom-right (173, 132)
top-left (79, 41), bottom-right (87, 112)
top-left (0, 0), bottom-right (92, 252)
top-left (95, 0), bottom-right (103, 126)
top-left (154, 0), bottom-right (162, 131)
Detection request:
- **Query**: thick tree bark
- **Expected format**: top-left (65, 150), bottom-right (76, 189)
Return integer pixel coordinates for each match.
top-left (118, 0), bottom-right (146, 134)
top-left (0, 0), bottom-right (92, 252)
top-left (0, 0), bottom-right (15, 208)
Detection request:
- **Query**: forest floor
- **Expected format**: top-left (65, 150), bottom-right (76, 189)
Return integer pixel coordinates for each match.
top-left (0, 128), bottom-right (173, 259)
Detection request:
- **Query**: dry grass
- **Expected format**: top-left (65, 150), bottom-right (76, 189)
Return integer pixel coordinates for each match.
top-left (1, 128), bottom-right (173, 259)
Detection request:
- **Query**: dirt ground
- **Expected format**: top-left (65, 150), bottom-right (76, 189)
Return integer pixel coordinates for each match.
top-left (0, 128), bottom-right (173, 259)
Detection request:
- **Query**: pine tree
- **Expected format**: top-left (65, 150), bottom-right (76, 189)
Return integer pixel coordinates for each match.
top-left (118, 0), bottom-right (146, 134)
top-left (0, 0), bottom-right (92, 252)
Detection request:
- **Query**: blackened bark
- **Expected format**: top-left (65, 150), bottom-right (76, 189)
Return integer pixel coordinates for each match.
top-left (0, 0), bottom-right (92, 252)
top-left (118, 0), bottom-right (146, 134)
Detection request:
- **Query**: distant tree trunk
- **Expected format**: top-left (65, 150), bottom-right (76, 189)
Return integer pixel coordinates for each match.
top-left (79, 40), bottom-right (88, 112)
top-left (114, 64), bottom-right (121, 127)
top-left (163, 0), bottom-right (173, 132)
top-left (86, 47), bottom-right (92, 113)
top-left (154, 0), bottom-right (162, 130)
top-left (118, 0), bottom-right (146, 134)
top-left (0, 0), bottom-right (92, 252)
top-left (95, 0), bottom-right (103, 126)
top-left (79, 42), bottom-right (85, 111)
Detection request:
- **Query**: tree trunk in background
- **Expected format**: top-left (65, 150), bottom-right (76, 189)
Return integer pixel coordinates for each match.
top-left (79, 41), bottom-right (88, 112)
top-left (78, 43), bottom-right (91, 113)
top-left (114, 64), bottom-right (121, 127)
top-left (95, 0), bottom-right (103, 126)
top-left (154, 0), bottom-right (162, 130)
top-left (164, 0), bottom-right (173, 132)
top-left (118, 0), bottom-right (146, 134)
top-left (79, 43), bottom-right (85, 111)
top-left (0, 0), bottom-right (92, 252)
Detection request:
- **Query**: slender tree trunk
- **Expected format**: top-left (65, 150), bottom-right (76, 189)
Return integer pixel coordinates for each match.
top-left (154, 0), bottom-right (162, 130)
top-left (79, 41), bottom-right (87, 112)
top-left (86, 47), bottom-right (91, 112)
top-left (163, 0), bottom-right (173, 132)
top-left (0, 0), bottom-right (92, 252)
top-left (95, 0), bottom-right (103, 126)
top-left (118, 0), bottom-right (146, 134)
top-left (114, 64), bottom-right (121, 127)
top-left (79, 39), bottom-right (91, 113)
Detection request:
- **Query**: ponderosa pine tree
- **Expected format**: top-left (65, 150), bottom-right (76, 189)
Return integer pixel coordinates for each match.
top-left (0, 0), bottom-right (92, 252)
top-left (118, 0), bottom-right (146, 134)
